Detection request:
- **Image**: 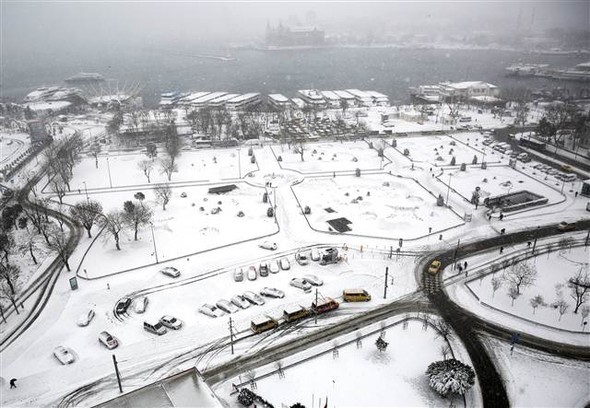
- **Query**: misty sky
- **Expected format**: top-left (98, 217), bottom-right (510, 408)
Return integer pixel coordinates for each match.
top-left (3, 1), bottom-right (589, 53)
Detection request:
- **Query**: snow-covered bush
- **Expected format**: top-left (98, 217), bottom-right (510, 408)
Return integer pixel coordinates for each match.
top-left (425, 359), bottom-right (475, 397)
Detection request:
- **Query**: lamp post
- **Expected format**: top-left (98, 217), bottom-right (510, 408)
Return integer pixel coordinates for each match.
top-left (446, 174), bottom-right (452, 206)
top-left (83, 181), bottom-right (89, 203)
top-left (106, 156), bottom-right (113, 188)
top-left (237, 148), bottom-right (241, 179)
top-left (149, 222), bottom-right (159, 264)
top-left (481, 147), bottom-right (486, 165)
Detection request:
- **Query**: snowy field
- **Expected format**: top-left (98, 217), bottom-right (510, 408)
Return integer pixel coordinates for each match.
top-left (395, 134), bottom-right (485, 165)
top-left (442, 165), bottom-right (564, 206)
top-left (273, 141), bottom-right (384, 173)
top-left (60, 182), bottom-right (278, 275)
top-left (486, 337), bottom-right (590, 407)
top-left (62, 148), bottom-right (257, 191)
top-left (293, 174), bottom-right (463, 238)
top-left (468, 246), bottom-right (590, 331)
top-left (214, 318), bottom-right (478, 408)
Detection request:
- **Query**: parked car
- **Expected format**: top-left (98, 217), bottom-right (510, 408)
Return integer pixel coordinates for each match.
top-left (216, 299), bottom-right (239, 314)
top-left (482, 139), bottom-right (493, 146)
top-left (546, 169), bottom-right (559, 176)
top-left (243, 291), bottom-right (265, 306)
top-left (290, 278), bottom-right (312, 292)
top-left (160, 315), bottom-right (182, 330)
top-left (144, 321), bottom-right (167, 335)
top-left (134, 296), bottom-right (149, 314)
top-left (303, 274), bottom-right (323, 286)
top-left (557, 221), bottom-right (576, 232)
top-left (98, 331), bottom-right (118, 349)
top-left (233, 268), bottom-right (244, 282)
top-left (160, 266), bottom-right (181, 278)
top-left (428, 260), bottom-right (442, 274)
top-left (259, 241), bottom-right (277, 250)
top-left (269, 260), bottom-right (280, 274)
top-left (247, 266), bottom-right (257, 281)
top-left (260, 287), bottom-right (285, 298)
top-left (310, 248), bottom-right (320, 261)
top-left (280, 257), bottom-right (291, 270)
top-left (295, 252), bottom-right (309, 266)
top-left (116, 297), bottom-right (132, 314)
top-left (180, 192), bottom-right (187, 198)
top-left (259, 263), bottom-right (269, 277)
top-left (53, 346), bottom-right (75, 365)
top-left (199, 303), bottom-right (225, 318)
top-left (231, 295), bottom-right (251, 309)
top-left (532, 163), bottom-right (544, 170)
top-left (77, 309), bottom-right (95, 327)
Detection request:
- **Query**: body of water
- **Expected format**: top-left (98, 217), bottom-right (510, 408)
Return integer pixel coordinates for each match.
top-left (3, 46), bottom-right (588, 107)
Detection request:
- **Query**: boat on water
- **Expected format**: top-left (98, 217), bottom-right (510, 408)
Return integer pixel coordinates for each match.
top-left (535, 61), bottom-right (590, 82)
top-left (505, 63), bottom-right (548, 77)
top-left (64, 72), bottom-right (105, 84)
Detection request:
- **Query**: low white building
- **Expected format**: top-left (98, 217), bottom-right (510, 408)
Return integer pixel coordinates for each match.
top-left (226, 93), bottom-right (261, 110)
top-left (297, 89), bottom-right (326, 108)
top-left (439, 81), bottom-right (500, 101)
top-left (268, 94), bottom-right (292, 110)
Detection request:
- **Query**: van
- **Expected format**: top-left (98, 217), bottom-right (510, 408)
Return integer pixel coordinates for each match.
top-left (343, 289), bottom-right (371, 302)
top-left (561, 173), bottom-right (577, 182)
top-left (144, 321), bottom-right (167, 336)
top-left (251, 316), bottom-right (278, 334)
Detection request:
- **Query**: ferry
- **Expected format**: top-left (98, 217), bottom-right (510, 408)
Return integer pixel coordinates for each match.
top-left (505, 63), bottom-right (548, 77)
top-left (535, 61), bottom-right (590, 82)
top-left (64, 72), bottom-right (105, 84)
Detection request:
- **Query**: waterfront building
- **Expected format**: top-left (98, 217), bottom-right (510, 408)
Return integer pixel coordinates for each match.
top-left (333, 90), bottom-right (357, 107)
top-left (226, 93), bottom-right (262, 110)
top-left (297, 89), bottom-right (326, 108)
top-left (265, 23), bottom-right (325, 47)
top-left (320, 91), bottom-right (342, 108)
top-left (208, 93), bottom-right (240, 108)
top-left (268, 94), bottom-right (292, 110)
top-left (190, 92), bottom-right (227, 108)
top-left (345, 89), bottom-right (373, 107)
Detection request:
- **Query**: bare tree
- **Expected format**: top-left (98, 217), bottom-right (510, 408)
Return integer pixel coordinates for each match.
top-left (159, 156), bottom-right (178, 181)
top-left (529, 294), bottom-right (546, 314)
top-left (46, 226), bottom-right (74, 272)
top-left (433, 319), bottom-right (452, 342)
top-left (100, 210), bottom-right (125, 250)
top-left (508, 286), bottom-right (520, 306)
top-left (0, 262), bottom-right (19, 296)
top-left (70, 200), bottom-right (103, 238)
top-left (0, 278), bottom-right (21, 315)
top-left (50, 176), bottom-right (68, 204)
top-left (491, 276), bottom-right (502, 298)
top-left (503, 261), bottom-right (537, 295)
top-left (122, 200), bottom-right (153, 241)
top-left (89, 138), bottom-right (101, 168)
top-left (154, 184), bottom-right (172, 211)
top-left (568, 267), bottom-right (590, 314)
top-left (18, 230), bottom-right (41, 264)
top-left (145, 142), bottom-right (158, 160)
top-left (138, 160), bottom-right (154, 183)
top-left (553, 299), bottom-right (569, 321)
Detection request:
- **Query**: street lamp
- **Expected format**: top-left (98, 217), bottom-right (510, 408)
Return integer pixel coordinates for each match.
top-left (237, 148), bottom-right (241, 179)
top-left (83, 181), bottom-right (89, 203)
top-left (445, 174), bottom-right (452, 206)
top-left (149, 222), bottom-right (159, 264)
top-left (481, 147), bottom-right (486, 165)
top-left (106, 156), bottom-right (113, 188)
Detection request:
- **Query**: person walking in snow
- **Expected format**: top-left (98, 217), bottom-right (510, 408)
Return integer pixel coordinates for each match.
top-left (10, 378), bottom-right (17, 389)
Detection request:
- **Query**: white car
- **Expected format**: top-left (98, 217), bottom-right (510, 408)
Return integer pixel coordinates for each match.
top-left (259, 241), bottom-right (278, 250)
top-left (216, 299), bottom-right (239, 314)
top-left (243, 291), bottom-right (265, 306)
top-left (260, 287), bottom-right (285, 298)
top-left (310, 248), bottom-right (320, 261)
top-left (304, 274), bottom-right (323, 286)
top-left (269, 260), bottom-right (280, 274)
top-left (98, 331), bottom-right (118, 349)
top-left (160, 315), bottom-right (182, 330)
top-left (290, 278), bottom-right (312, 292)
top-left (280, 258), bottom-right (291, 270)
top-left (231, 295), bottom-right (251, 309)
top-left (199, 304), bottom-right (225, 318)
top-left (247, 266), bottom-right (257, 281)
top-left (53, 346), bottom-right (75, 365)
top-left (233, 268), bottom-right (244, 282)
top-left (77, 309), bottom-right (95, 327)
top-left (134, 297), bottom-right (149, 313)
top-left (160, 266), bottom-right (181, 278)
top-left (295, 252), bottom-right (309, 266)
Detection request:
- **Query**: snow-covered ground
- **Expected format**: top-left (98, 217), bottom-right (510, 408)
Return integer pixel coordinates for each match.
top-left (213, 317), bottom-right (481, 408)
top-left (467, 246), bottom-right (589, 332)
top-left (2, 108), bottom-right (589, 407)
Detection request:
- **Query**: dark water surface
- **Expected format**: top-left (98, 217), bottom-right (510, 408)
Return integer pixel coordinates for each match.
top-left (3, 46), bottom-right (587, 107)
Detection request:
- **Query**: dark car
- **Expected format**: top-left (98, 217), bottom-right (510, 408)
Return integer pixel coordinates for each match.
top-left (557, 221), bottom-right (576, 232)
top-left (116, 297), bottom-right (132, 314)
